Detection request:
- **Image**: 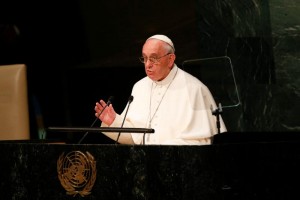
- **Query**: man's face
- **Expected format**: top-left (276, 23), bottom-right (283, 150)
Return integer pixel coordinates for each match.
top-left (142, 39), bottom-right (174, 81)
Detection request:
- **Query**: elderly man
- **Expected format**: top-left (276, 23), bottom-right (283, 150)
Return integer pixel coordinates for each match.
top-left (95, 34), bottom-right (226, 145)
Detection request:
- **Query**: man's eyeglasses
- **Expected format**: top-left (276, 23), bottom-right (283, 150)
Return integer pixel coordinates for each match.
top-left (139, 53), bottom-right (171, 64)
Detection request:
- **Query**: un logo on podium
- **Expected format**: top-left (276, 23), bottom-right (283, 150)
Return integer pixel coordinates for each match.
top-left (57, 151), bottom-right (97, 197)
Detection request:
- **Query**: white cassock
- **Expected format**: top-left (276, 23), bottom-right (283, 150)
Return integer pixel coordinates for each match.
top-left (101, 64), bottom-right (227, 145)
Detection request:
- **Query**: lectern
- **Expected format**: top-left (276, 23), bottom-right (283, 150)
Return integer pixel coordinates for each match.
top-left (1, 132), bottom-right (300, 199)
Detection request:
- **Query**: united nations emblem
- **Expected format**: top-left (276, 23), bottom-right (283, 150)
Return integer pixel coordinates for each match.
top-left (57, 151), bottom-right (97, 197)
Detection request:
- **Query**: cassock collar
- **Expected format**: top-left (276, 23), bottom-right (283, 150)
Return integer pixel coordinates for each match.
top-left (153, 64), bottom-right (178, 86)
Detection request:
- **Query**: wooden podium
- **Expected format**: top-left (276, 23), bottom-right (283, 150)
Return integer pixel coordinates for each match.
top-left (1, 133), bottom-right (300, 199)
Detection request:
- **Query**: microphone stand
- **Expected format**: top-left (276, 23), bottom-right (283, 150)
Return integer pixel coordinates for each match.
top-left (77, 117), bottom-right (100, 144)
top-left (115, 96), bottom-right (133, 144)
top-left (78, 96), bottom-right (113, 144)
top-left (211, 103), bottom-right (223, 134)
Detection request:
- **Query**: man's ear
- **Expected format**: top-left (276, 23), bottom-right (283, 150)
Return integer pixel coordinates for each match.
top-left (168, 54), bottom-right (176, 68)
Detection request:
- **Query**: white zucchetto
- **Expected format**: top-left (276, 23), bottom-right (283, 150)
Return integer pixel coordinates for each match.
top-left (147, 34), bottom-right (175, 52)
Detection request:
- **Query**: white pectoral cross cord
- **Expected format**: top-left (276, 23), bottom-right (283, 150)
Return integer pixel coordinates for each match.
top-left (148, 68), bottom-right (178, 129)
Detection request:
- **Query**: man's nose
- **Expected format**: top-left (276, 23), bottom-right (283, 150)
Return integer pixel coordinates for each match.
top-left (145, 59), bottom-right (153, 68)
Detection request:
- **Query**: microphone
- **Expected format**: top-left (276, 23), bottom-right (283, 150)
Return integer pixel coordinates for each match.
top-left (77, 96), bottom-right (114, 144)
top-left (115, 95), bottom-right (134, 144)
